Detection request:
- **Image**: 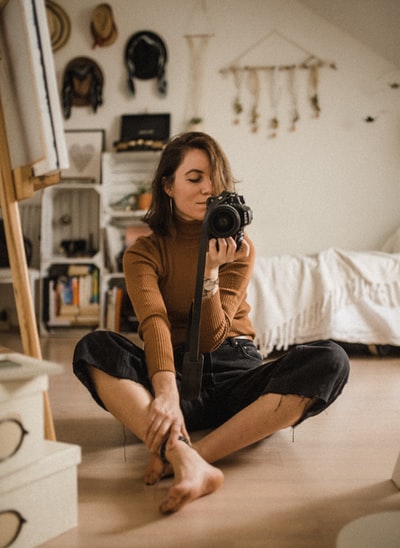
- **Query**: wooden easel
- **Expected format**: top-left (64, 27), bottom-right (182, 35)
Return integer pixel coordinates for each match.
top-left (0, 92), bottom-right (59, 441)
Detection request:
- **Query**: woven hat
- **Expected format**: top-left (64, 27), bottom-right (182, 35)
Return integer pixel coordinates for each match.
top-left (125, 31), bottom-right (168, 96)
top-left (45, 0), bottom-right (71, 52)
top-left (90, 3), bottom-right (118, 48)
top-left (62, 57), bottom-right (104, 119)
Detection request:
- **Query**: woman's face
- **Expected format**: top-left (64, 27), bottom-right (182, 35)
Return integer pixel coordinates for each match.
top-left (165, 148), bottom-right (213, 222)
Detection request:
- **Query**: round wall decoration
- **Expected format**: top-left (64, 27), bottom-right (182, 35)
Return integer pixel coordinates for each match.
top-left (45, 0), bottom-right (71, 52)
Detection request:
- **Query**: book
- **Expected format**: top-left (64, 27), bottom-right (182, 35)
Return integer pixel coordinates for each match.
top-left (68, 264), bottom-right (90, 276)
top-left (106, 285), bottom-right (123, 331)
top-left (59, 304), bottom-right (79, 316)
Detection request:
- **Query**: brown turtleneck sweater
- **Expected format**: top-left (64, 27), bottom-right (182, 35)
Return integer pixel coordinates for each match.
top-left (123, 217), bottom-right (256, 378)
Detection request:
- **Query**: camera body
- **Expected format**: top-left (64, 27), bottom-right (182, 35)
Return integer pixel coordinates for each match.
top-left (206, 191), bottom-right (253, 249)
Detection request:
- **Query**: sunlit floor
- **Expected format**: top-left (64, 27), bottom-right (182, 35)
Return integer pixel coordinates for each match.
top-left (2, 332), bottom-right (400, 547)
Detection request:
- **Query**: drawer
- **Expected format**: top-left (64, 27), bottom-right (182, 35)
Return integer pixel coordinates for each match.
top-left (0, 390), bottom-right (44, 477)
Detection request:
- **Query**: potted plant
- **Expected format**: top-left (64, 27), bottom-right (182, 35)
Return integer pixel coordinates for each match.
top-left (188, 117), bottom-right (203, 131)
top-left (136, 181), bottom-right (152, 211)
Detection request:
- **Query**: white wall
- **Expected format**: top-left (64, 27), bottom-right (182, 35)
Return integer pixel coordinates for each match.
top-left (54, 0), bottom-right (400, 257)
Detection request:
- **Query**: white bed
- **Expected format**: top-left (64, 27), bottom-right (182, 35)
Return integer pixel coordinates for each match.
top-left (247, 231), bottom-right (400, 357)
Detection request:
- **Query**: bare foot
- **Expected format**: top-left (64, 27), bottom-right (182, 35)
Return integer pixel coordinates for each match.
top-left (159, 441), bottom-right (224, 514)
top-left (143, 453), bottom-right (172, 485)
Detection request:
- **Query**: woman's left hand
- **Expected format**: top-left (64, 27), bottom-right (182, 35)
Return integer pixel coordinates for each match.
top-left (206, 237), bottom-right (250, 273)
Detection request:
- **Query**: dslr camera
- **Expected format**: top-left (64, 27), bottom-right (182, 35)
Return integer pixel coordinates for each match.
top-left (206, 191), bottom-right (253, 249)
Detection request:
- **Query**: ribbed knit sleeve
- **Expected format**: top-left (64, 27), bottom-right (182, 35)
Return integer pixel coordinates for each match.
top-left (198, 235), bottom-right (256, 352)
top-left (123, 235), bottom-right (176, 379)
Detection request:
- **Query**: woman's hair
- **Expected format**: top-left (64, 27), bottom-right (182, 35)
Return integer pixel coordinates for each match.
top-left (143, 132), bottom-right (236, 235)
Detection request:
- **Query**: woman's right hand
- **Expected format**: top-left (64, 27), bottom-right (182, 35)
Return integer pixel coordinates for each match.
top-left (145, 371), bottom-right (189, 454)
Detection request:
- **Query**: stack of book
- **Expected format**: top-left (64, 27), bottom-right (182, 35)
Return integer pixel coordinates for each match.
top-left (46, 265), bottom-right (100, 327)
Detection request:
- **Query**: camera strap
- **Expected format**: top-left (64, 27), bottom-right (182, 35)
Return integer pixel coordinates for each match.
top-left (181, 210), bottom-right (210, 400)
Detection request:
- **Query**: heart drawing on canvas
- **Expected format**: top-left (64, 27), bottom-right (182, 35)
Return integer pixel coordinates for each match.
top-left (69, 143), bottom-right (95, 173)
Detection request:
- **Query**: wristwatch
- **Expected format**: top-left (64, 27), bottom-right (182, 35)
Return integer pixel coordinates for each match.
top-left (202, 277), bottom-right (219, 298)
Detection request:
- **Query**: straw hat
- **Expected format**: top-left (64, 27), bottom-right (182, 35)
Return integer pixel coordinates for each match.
top-left (90, 3), bottom-right (118, 48)
top-left (45, 0), bottom-right (71, 52)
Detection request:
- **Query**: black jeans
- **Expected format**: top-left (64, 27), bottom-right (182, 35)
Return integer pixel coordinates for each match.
top-left (73, 331), bottom-right (350, 432)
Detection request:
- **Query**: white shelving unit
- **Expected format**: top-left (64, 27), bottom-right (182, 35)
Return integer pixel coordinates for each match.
top-left (100, 151), bottom-right (159, 330)
top-left (40, 182), bottom-right (102, 333)
top-left (39, 151), bottom-right (159, 334)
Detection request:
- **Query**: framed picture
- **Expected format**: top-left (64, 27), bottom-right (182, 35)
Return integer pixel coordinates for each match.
top-left (62, 129), bottom-right (105, 183)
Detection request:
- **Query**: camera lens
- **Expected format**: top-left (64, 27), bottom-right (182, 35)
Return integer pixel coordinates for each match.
top-left (208, 205), bottom-right (241, 238)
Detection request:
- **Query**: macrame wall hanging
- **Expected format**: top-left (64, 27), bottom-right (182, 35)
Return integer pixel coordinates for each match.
top-left (184, 0), bottom-right (214, 131)
top-left (220, 30), bottom-right (337, 137)
top-left (185, 33), bottom-right (213, 130)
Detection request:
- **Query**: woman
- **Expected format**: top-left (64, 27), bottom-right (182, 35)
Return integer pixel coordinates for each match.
top-left (73, 132), bottom-right (349, 514)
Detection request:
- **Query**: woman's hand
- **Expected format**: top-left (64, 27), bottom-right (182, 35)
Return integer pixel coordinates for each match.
top-left (145, 371), bottom-right (189, 454)
top-left (205, 237), bottom-right (250, 276)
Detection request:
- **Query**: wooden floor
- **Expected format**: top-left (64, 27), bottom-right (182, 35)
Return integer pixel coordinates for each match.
top-left (2, 332), bottom-right (400, 547)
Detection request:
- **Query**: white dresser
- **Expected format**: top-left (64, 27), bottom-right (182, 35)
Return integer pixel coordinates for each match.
top-left (0, 351), bottom-right (81, 548)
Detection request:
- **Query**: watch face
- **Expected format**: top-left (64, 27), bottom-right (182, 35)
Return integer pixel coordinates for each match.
top-left (204, 279), bottom-right (217, 291)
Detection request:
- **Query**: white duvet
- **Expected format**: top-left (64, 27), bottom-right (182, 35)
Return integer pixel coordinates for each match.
top-left (247, 248), bottom-right (400, 357)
